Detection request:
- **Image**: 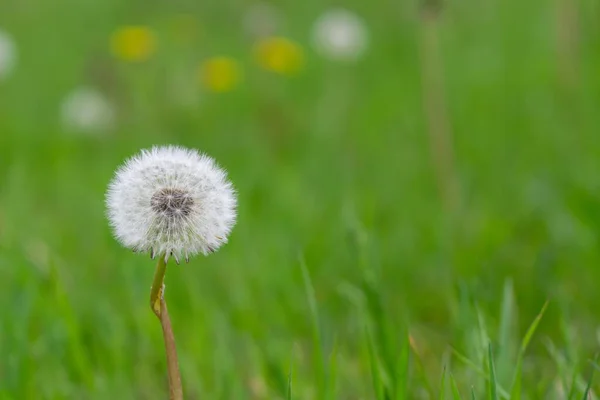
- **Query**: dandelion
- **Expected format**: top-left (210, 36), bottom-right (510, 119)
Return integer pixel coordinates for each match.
top-left (199, 56), bottom-right (242, 93)
top-left (243, 3), bottom-right (281, 39)
top-left (311, 8), bottom-right (368, 62)
top-left (0, 29), bottom-right (17, 80)
top-left (106, 145), bottom-right (237, 261)
top-left (254, 36), bottom-right (304, 76)
top-left (60, 87), bottom-right (115, 134)
top-left (110, 25), bottom-right (156, 62)
top-left (106, 145), bottom-right (237, 400)
top-left (106, 145), bottom-right (237, 268)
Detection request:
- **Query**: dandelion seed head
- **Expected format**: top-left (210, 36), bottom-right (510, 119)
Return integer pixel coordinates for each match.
top-left (106, 145), bottom-right (237, 260)
top-left (61, 87), bottom-right (115, 134)
top-left (311, 8), bottom-right (368, 62)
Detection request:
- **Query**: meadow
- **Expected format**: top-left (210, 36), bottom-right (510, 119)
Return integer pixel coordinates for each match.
top-left (1, 0), bottom-right (600, 398)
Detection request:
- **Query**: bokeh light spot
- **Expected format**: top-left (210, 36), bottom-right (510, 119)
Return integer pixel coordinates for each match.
top-left (199, 57), bottom-right (242, 93)
top-left (254, 36), bottom-right (304, 76)
top-left (110, 26), bottom-right (157, 62)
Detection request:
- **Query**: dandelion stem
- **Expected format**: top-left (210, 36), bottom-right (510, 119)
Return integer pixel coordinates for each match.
top-left (555, 0), bottom-right (580, 92)
top-left (419, 2), bottom-right (461, 213)
top-left (160, 294), bottom-right (184, 400)
top-left (150, 255), bottom-right (184, 400)
top-left (150, 255), bottom-right (167, 318)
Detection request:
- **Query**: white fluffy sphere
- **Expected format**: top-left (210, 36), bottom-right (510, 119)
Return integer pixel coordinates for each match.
top-left (61, 87), bottom-right (115, 134)
top-left (311, 8), bottom-right (368, 62)
top-left (106, 146), bottom-right (237, 262)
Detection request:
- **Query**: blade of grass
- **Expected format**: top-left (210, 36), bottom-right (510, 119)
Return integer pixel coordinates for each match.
top-left (49, 261), bottom-right (94, 389)
top-left (452, 348), bottom-right (510, 399)
top-left (582, 374), bottom-right (593, 399)
top-left (411, 334), bottom-right (436, 399)
top-left (560, 306), bottom-right (578, 370)
top-left (349, 218), bottom-right (395, 398)
top-left (582, 355), bottom-right (598, 400)
top-left (477, 306), bottom-right (490, 364)
top-left (326, 336), bottom-right (339, 400)
top-left (299, 256), bottom-right (326, 395)
top-left (497, 279), bottom-right (515, 383)
top-left (488, 343), bottom-right (498, 400)
top-left (261, 354), bottom-right (289, 396)
top-left (591, 360), bottom-right (600, 373)
top-left (453, 348), bottom-right (488, 376)
top-left (509, 301), bottom-right (549, 400)
top-left (395, 332), bottom-right (410, 400)
top-left (498, 280), bottom-right (515, 352)
top-left (544, 336), bottom-right (591, 399)
top-left (439, 366), bottom-right (447, 400)
top-left (365, 325), bottom-right (384, 400)
top-left (450, 374), bottom-right (462, 400)
top-left (544, 338), bottom-right (573, 399)
top-left (567, 368), bottom-right (580, 400)
top-left (360, 267), bottom-right (395, 397)
top-left (287, 368), bottom-right (292, 400)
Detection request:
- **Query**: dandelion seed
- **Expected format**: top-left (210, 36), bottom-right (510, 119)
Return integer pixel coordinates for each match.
top-left (199, 57), bottom-right (242, 93)
top-left (0, 29), bottom-right (17, 80)
top-left (311, 8), bottom-right (368, 62)
top-left (110, 25), bottom-right (156, 62)
top-left (106, 145), bottom-right (237, 261)
top-left (254, 36), bottom-right (304, 76)
top-left (60, 87), bottom-right (115, 134)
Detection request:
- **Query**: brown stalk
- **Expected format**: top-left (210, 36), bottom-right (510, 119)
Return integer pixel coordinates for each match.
top-left (555, 0), bottom-right (580, 92)
top-left (151, 255), bottom-right (184, 400)
top-left (419, 3), bottom-right (461, 213)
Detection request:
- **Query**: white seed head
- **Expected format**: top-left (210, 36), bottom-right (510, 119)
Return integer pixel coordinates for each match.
top-left (0, 29), bottom-right (17, 80)
top-left (106, 145), bottom-right (237, 261)
top-left (61, 87), bottom-right (115, 134)
top-left (311, 8), bottom-right (368, 62)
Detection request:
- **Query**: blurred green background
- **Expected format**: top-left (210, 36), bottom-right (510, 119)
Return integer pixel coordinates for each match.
top-left (1, 0), bottom-right (600, 398)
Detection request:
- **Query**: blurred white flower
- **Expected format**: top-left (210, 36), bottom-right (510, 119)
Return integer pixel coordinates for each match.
top-left (311, 8), bottom-right (368, 62)
top-left (106, 146), bottom-right (237, 262)
top-left (0, 30), bottom-right (17, 80)
top-left (243, 3), bottom-right (281, 39)
top-left (60, 87), bottom-right (115, 134)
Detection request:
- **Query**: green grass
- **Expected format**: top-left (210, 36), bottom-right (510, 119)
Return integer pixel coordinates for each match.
top-left (1, 0), bottom-right (600, 398)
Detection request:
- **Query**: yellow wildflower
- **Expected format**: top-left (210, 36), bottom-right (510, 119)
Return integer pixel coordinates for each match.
top-left (199, 57), bottom-right (242, 93)
top-left (110, 26), bottom-right (156, 62)
top-left (254, 36), bottom-right (304, 76)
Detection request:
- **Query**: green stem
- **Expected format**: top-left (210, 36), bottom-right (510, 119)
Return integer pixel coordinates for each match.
top-left (150, 255), bottom-right (167, 318)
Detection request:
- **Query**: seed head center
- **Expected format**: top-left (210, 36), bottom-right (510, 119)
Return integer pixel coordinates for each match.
top-left (151, 188), bottom-right (194, 217)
